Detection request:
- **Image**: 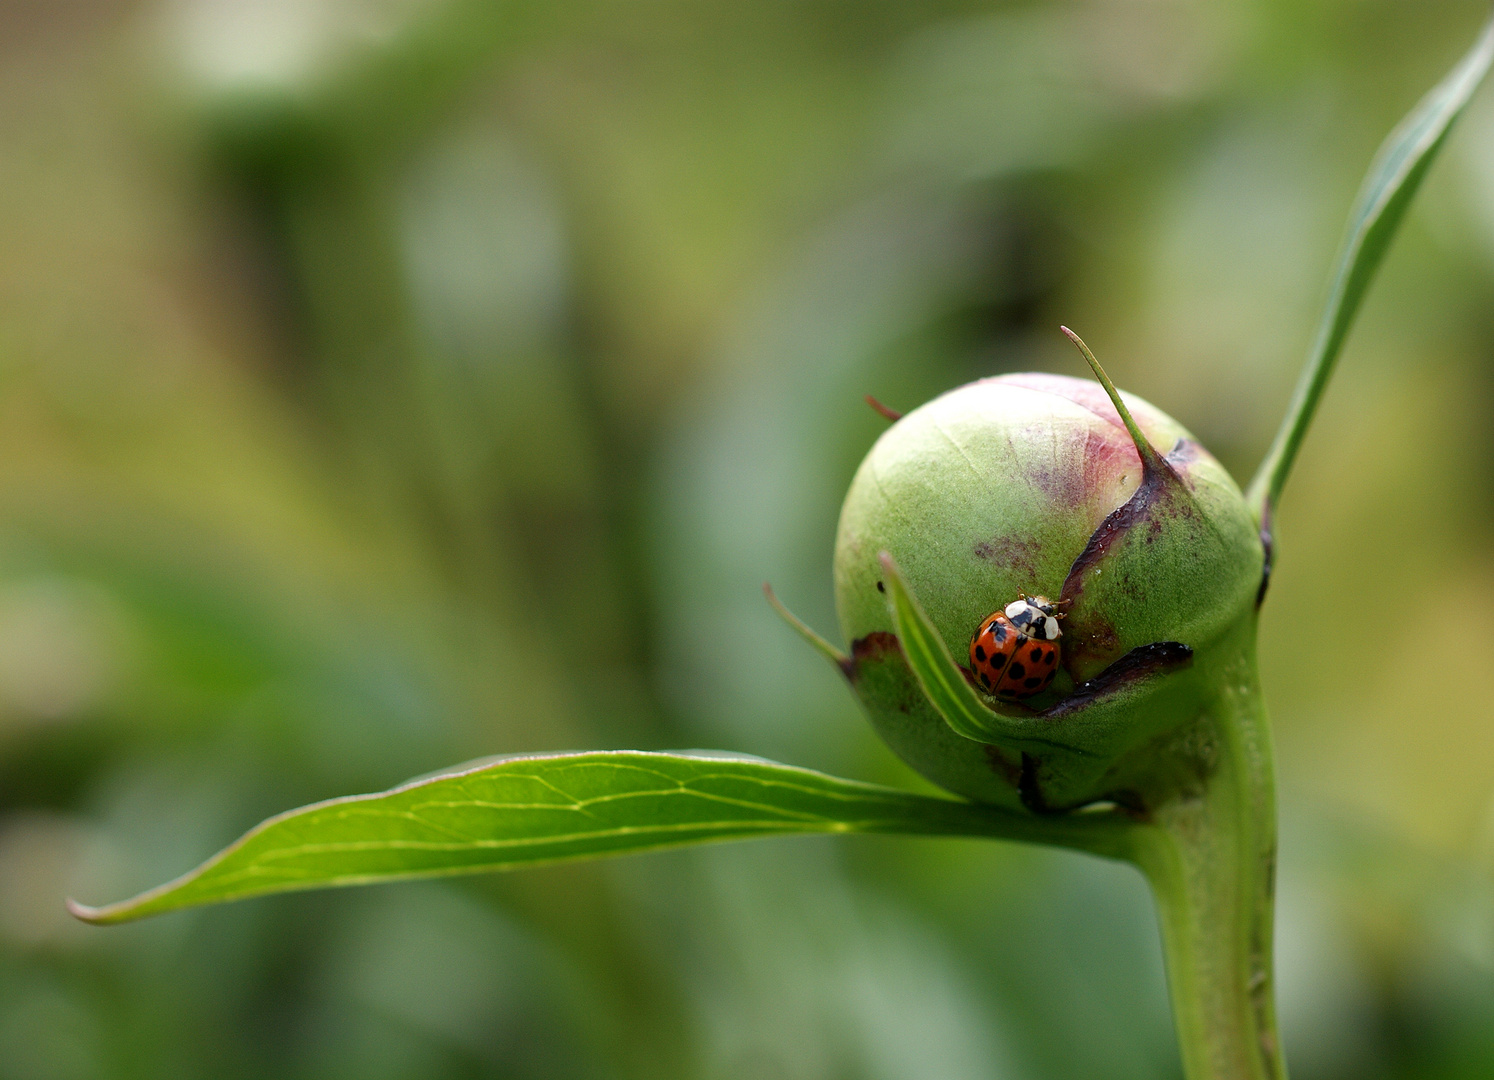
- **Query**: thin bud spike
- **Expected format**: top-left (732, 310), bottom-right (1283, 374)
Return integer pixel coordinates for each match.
top-left (865, 395), bottom-right (902, 422)
top-left (1059, 327), bottom-right (1163, 469)
top-left (763, 583), bottom-right (849, 667)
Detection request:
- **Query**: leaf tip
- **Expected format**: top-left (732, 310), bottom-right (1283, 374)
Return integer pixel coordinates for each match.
top-left (764, 581), bottom-right (849, 667)
top-left (65, 897), bottom-right (113, 925)
top-left (1059, 326), bottom-right (1163, 470)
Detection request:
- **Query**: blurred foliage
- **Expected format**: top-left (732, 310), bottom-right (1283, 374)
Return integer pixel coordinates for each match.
top-left (1, 0), bottom-right (1493, 1078)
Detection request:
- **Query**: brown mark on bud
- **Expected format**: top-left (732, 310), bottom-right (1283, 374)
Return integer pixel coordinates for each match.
top-left (1019, 751), bottom-right (1156, 819)
top-left (973, 535), bottom-right (1042, 577)
top-left (1042, 641), bottom-right (1193, 719)
top-left (1018, 753), bottom-right (1052, 814)
top-left (1066, 619), bottom-right (1120, 664)
top-left (1102, 790), bottom-right (1152, 820)
top-left (1058, 435), bottom-right (1206, 673)
top-left (982, 745), bottom-right (1021, 785)
top-left (1060, 450), bottom-right (1183, 607)
top-left (842, 630), bottom-right (901, 682)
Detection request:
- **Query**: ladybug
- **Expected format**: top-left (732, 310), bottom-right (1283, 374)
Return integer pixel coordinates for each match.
top-left (968, 596), bottom-right (1062, 700)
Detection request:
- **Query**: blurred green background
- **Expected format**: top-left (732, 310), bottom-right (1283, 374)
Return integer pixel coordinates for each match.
top-left (2, 1), bottom-right (1494, 1077)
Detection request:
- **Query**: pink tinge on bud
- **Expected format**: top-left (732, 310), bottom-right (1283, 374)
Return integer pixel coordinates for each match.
top-left (985, 373), bottom-right (1178, 455)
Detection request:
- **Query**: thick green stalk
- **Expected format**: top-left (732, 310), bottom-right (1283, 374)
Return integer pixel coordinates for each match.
top-left (1124, 621), bottom-right (1282, 1080)
top-left (866, 535), bottom-right (1282, 1076)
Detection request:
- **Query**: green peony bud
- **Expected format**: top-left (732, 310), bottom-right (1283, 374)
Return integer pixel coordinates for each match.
top-left (829, 334), bottom-right (1262, 810)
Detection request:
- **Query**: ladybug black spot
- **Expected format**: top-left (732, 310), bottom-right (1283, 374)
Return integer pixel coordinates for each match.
top-left (975, 646), bottom-right (987, 662)
top-left (1024, 677), bottom-right (1041, 689)
top-left (979, 673), bottom-right (991, 689)
top-left (1044, 649), bottom-right (1055, 663)
top-left (1029, 646), bottom-right (1042, 662)
top-left (1008, 663), bottom-right (1025, 679)
top-left (991, 653), bottom-right (1006, 668)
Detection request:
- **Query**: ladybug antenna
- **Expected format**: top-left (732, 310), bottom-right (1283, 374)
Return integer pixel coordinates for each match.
top-left (864, 395), bottom-right (902, 423)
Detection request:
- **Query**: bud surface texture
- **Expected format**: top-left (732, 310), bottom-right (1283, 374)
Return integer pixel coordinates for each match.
top-left (834, 373), bottom-right (1261, 806)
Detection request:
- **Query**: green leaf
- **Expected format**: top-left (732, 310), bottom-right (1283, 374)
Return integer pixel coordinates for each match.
top-left (68, 750), bottom-right (1069, 924)
top-left (877, 551), bottom-right (1010, 745)
top-left (1248, 13), bottom-right (1494, 525)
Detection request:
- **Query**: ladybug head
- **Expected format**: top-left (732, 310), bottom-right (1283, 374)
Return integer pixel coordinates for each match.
top-left (1004, 596), bottom-right (1063, 640)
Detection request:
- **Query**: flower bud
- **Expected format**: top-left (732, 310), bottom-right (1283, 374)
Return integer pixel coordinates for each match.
top-left (833, 366), bottom-right (1262, 809)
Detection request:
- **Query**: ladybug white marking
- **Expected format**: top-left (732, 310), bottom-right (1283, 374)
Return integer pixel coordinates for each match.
top-left (1003, 598), bottom-right (1061, 641)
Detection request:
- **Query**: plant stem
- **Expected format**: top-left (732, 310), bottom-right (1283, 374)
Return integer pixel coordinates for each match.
top-left (1126, 625), bottom-right (1283, 1080)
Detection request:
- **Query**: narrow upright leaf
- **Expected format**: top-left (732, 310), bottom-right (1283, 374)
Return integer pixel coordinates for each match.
top-left (68, 750), bottom-right (1068, 924)
top-left (1248, 14), bottom-right (1494, 525)
top-left (878, 552), bottom-right (1010, 744)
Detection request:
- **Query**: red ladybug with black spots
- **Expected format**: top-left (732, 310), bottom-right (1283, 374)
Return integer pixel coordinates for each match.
top-left (968, 596), bottom-right (1062, 701)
